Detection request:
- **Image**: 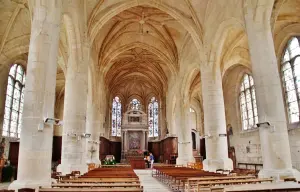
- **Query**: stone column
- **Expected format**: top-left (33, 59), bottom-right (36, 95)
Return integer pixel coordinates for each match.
top-left (145, 130), bottom-right (148, 150)
top-left (141, 131), bottom-right (145, 150)
top-left (244, 1), bottom-right (300, 180)
top-left (124, 131), bottom-right (128, 151)
top-left (201, 66), bottom-right (233, 172)
top-left (159, 97), bottom-right (166, 138)
top-left (86, 97), bottom-right (101, 165)
top-left (9, 0), bottom-right (62, 190)
top-left (176, 98), bottom-right (195, 165)
top-left (57, 31), bottom-right (89, 175)
top-left (0, 65), bottom-right (9, 130)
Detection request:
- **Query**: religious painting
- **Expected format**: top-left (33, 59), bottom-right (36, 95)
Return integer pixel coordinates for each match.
top-left (129, 132), bottom-right (140, 149)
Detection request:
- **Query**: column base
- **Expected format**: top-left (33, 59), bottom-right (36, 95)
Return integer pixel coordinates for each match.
top-left (9, 178), bottom-right (52, 190)
top-left (203, 158), bottom-right (233, 172)
top-left (57, 163), bottom-right (88, 175)
top-left (176, 156), bottom-right (195, 166)
top-left (86, 159), bottom-right (101, 165)
top-left (258, 168), bottom-right (300, 181)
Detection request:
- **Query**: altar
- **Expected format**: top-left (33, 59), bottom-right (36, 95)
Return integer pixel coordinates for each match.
top-left (121, 108), bottom-right (148, 163)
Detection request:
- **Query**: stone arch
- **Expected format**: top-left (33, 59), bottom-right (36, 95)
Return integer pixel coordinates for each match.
top-left (274, 23), bottom-right (300, 67)
top-left (222, 56), bottom-right (251, 77)
top-left (101, 42), bottom-right (177, 76)
top-left (63, 14), bottom-right (78, 60)
top-left (190, 98), bottom-right (203, 134)
top-left (0, 40), bottom-right (29, 67)
top-left (181, 67), bottom-right (200, 104)
top-left (222, 64), bottom-right (252, 133)
top-left (210, 18), bottom-right (245, 71)
top-left (88, 0), bottom-right (203, 53)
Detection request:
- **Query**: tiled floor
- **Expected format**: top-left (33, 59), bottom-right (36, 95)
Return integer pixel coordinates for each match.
top-left (134, 169), bottom-right (172, 192)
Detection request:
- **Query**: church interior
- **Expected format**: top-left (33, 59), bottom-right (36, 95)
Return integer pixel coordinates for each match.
top-left (1, 0), bottom-right (300, 191)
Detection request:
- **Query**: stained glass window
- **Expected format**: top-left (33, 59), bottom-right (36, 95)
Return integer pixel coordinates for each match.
top-left (281, 37), bottom-right (300, 123)
top-left (3, 64), bottom-right (25, 138)
top-left (130, 99), bottom-right (141, 110)
top-left (111, 96), bottom-right (122, 137)
top-left (148, 97), bottom-right (159, 137)
top-left (239, 74), bottom-right (258, 130)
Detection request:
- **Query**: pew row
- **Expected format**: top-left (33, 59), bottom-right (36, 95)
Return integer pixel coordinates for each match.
top-left (152, 166), bottom-right (275, 192)
top-left (39, 188), bottom-right (143, 192)
top-left (42, 167), bottom-right (143, 192)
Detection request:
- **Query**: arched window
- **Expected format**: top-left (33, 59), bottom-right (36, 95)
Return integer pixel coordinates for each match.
top-left (130, 98), bottom-right (141, 110)
top-left (281, 37), bottom-right (300, 123)
top-left (3, 64), bottom-right (26, 138)
top-left (111, 96), bottom-right (122, 137)
top-left (239, 74), bottom-right (258, 130)
top-left (148, 97), bottom-right (159, 137)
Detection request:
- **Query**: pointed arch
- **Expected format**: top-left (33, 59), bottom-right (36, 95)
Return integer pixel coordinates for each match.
top-left (3, 64), bottom-right (26, 138)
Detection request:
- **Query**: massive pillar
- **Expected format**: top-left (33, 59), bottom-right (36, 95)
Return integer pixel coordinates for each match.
top-left (86, 97), bottom-right (101, 165)
top-left (0, 65), bottom-right (9, 129)
top-left (57, 40), bottom-right (89, 174)
top-left (201, 66), bottom-right (233, 172)
top-left (57, 1), bottom-right (89, 173)
top-left (244, 0), bottom-right (300, 180)
top-left (176, 98), bottom-right (195, 165)
top-left (9, 0), bottom-right (62, 189)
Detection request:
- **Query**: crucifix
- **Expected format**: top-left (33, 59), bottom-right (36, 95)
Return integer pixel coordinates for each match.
top-left (88, 145), bottom-right (96, 160)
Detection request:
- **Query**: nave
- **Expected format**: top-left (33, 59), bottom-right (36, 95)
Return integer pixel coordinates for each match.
top-left (2, 0), bottom-right (300, 191)
top-left (1, 165), bottom-right (300, 192)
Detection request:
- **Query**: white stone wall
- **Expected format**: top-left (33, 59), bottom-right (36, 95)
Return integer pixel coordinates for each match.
top-left (223, 64), bottom-right (300, 171)
top-left (289, 128), bottom-right (300, 170)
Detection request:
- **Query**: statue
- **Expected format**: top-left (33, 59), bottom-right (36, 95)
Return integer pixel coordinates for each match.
top-left (0, 138), bottom-right (5, 168)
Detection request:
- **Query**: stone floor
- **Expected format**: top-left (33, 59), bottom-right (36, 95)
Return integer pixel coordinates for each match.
top-left (134, 169), bottom-right (300, 192)
top-left (134, 169), bottom-right (172, 192)
top-left (0, 182), bottom-right (10, 189)
top-left (224, 182), bottom-right (300, 191)
top-left (2, 174), bottom-right (300, 192)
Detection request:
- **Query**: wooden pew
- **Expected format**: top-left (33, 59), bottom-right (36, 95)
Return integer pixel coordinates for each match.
top-left (184, 175), bottom-right (256, 191)
top-left (153, 166), bottom-right (224, 191)
top-left (47, 167), bottom-right (143, 192)
top-left (197, 178), bottom-right (273, 191)
top-left (60, 178), bottom-right (140, 183)
top-left (39, 188), bottom-right (143, 192)
top-left (152, 166), bottom-right (276, 192)
top-left (52, 183), bottom-right (141, 188)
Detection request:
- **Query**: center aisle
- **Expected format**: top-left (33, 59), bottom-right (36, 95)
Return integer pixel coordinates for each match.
top-left (134, 169), bottom-right (172, 192)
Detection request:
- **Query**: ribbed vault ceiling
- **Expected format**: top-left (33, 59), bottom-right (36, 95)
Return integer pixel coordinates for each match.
top-left (95, 5), bottom-right (189, 100)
